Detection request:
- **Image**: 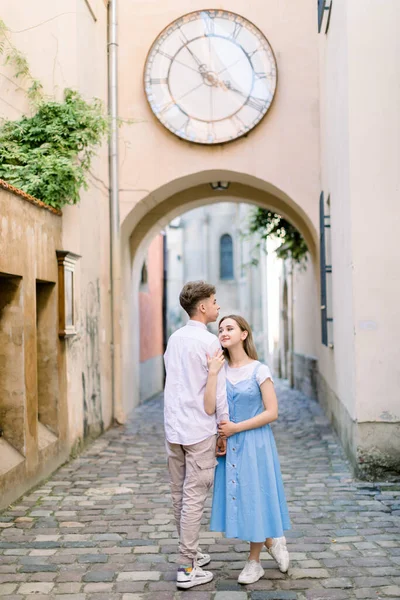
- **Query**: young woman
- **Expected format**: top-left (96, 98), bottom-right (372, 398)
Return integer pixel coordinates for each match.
top-left (207, 315), bottom-right (291, 585)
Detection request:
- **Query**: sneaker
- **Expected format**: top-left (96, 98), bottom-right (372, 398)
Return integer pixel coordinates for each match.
top-left (196, 549), bottom-right (211, 567)
top-left (176, 565), bottom-right (214, 589)
top-left (266, 536), bottom-right (290, 573)
top-left (238, 560), bottom-right (265, 584)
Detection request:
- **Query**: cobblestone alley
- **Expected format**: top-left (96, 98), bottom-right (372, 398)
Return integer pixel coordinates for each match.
top-left (1, 382), bottom-right (400, 600)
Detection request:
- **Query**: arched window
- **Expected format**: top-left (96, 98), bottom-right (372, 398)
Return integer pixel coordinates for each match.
top-left (220, 234), bottom-right (234, 280)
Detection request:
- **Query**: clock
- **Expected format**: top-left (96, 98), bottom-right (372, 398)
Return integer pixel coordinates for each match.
top-left (144, 10), bottom-right (277, 145)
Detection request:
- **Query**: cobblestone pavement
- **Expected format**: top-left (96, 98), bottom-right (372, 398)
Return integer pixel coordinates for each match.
top-left (1, 381), bottom-right (400, 600)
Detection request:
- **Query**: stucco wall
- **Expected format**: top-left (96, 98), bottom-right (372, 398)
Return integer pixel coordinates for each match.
top-left (0, 0), bottom-right (113, 497)
top-left (118, 0), bottom-right (320, 227)
top-left (119, 0), bottom-right (321, 414)
top-left (318, 0), bottom-right (400, 475)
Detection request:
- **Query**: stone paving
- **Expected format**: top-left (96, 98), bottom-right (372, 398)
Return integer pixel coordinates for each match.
top-left (1, 381), bottom-right (400, 600)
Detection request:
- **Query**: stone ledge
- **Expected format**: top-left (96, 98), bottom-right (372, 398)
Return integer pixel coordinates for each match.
top-left (0, 179), bottom-right (62, 216)
top-left (0, 438), bottom-right (24, 476)
top-left (37, 422), bottom-right (58, 452)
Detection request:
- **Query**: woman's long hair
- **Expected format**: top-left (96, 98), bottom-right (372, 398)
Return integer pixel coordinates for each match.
top-left (219, 315), bottom-right (258, 362)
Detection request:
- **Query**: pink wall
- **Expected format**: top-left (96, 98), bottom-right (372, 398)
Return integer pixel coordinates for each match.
top-left (139, 235), bottom-right (164, 363)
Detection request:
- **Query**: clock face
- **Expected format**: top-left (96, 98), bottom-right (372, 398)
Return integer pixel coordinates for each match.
top-left (144, 10), bottom-right (277, 145)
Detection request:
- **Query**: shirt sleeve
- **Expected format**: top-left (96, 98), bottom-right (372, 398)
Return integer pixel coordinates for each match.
top-left (256, 364), bottom-right (274, 386)
top-left (208, 339), bottom-right (229, 423)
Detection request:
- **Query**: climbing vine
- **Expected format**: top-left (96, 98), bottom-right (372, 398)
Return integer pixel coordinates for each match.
top-left (245, 207), bottom-right (309, 266)
top-left (0, 20), bottom-right (109, 210)
top-left (0, 19), bottom-right (43, 104)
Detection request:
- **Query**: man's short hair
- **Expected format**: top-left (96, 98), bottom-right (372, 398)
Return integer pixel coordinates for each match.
top-left (179, 281), bottom-right (216, 317)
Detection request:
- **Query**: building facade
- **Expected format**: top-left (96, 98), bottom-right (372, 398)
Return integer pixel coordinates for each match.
top-left (119, 0), bottom-right (400, 478)
top-left (0, 0), bottom-right (399, 510)
top-left (0, 0), bottom-right (113, 509)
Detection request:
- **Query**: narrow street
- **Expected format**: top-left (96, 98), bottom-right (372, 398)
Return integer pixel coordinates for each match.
top-left (1, 382), bottom-right (399, 600)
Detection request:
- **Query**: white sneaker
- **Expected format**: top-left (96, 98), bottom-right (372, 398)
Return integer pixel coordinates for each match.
top-left (238, 560), bottom-right (265, 584)
top-left (196, 549), bottom-right (211, 567)
top-left (176, 565), bottom-right (214, 589)
top-left (267, 536), bottom-right (290, 573)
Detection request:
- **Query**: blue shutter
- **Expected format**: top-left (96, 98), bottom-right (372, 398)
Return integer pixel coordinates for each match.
top-left (220, 234), bottom-right (234, 280)
top-left (318, 0), bottom-right (326, 33)
top-left (320, 193), bottom-right (333, 346)
top-left (320, 193), bottom-right (328, 346)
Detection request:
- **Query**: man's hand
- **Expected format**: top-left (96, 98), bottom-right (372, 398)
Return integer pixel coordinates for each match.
top-left (216, 436), bottom-right (226, 456)
top-left (218, 420), bottom-right (238, 438)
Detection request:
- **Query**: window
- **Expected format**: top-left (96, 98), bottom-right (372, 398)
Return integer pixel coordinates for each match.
top-left (220, 234), bottom-right (234, 280)
top-left (318, 0), bottom-right (332, 34)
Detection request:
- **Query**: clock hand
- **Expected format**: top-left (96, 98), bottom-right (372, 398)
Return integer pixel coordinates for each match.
top-left (217, 55), bottom-right (246, 77)
top-left (173, 58), bottom-right (201, 74)
top-left (185, 44), bottom-right (205, 69)
top-left (176, 80), bottom-right (206, 103)
top-left (223, 82), bottom-right (267, 111)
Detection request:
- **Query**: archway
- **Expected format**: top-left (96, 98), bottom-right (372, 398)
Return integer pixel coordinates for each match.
top-left (119, 170), bottom-right (319, 418)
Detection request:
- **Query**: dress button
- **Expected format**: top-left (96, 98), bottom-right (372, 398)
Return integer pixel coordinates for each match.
top-left (232, 464), bottom-right (236, 468)
top-left (232, 448), bottom-right (236, 452)
top-left (232, 497), bottom-right (236, 500)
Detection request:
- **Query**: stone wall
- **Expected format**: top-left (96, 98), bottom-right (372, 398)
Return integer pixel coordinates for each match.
top-left (317, 371), bottom-right (400, 480)
top-left (293, 352), bottom-right (318, 400)
top-left (0, 183), bottom-right (68, 509)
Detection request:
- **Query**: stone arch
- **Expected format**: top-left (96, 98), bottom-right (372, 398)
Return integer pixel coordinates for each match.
top-left (119, 170), bottom-right (319, 418)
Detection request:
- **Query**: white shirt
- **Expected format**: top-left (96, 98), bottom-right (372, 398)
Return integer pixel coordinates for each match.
top-left (226, 361), bottom-right (273, 386)
top-left (164, 320), bottom-right (229, 445)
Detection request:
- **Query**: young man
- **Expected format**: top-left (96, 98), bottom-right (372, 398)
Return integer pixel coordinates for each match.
top-left (164, 281), bottom-right (229, 590)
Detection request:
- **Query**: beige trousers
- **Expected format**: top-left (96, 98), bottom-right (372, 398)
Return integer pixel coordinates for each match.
top-left (166, 434), bottom-right (217, 564)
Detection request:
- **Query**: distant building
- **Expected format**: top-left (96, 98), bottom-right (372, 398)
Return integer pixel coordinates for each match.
top-left (166, 203), bottom-right (270, 362)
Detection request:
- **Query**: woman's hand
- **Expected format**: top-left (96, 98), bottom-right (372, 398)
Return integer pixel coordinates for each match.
top-left (207, 349), bottom-right (225, 376)
top-left (218, 420), bottom-right (238, 438)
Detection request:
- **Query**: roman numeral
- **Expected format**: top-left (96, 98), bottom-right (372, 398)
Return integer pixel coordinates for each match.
top-left (159, 100), bottom-right (175, 114)
top-left (179, 26), bottom-right (189, 44)
top-left (204, 15), bottom-right (215, 36)
top-left (245, 96), bottom-right (265, 112)
top-left (207, 122), bottom-right (216, 141)
top-left (254, 72), bottom-right (267, 80)
top-left (248, 47), bottom-right (261, 58)
top-left (157, 49), bottom-right (173, 60)
top-left (230, 22), bottom-right (242, 41)
top-left (179, 117), bottom-right (191, 137)
top-left (150, 78), bottom-right (168, 85)
top-left (231, 114), bottom-right (245, 132)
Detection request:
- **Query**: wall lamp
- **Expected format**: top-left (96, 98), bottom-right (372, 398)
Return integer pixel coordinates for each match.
top-left (210, 181), bottom-right (230, 191)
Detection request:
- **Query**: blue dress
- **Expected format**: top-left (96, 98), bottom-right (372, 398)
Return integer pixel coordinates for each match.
top-left (210, 363), bottom-right (291, 542)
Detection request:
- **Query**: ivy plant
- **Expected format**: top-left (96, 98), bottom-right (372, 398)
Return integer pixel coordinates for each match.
top-left (0, 89), bottom-right (108, 209)
top-left (0, 20), bottom-right (108, 209)
top-left (0, 19), bottom-right (43, 104)
top-left (245, 207), bottom-right (309, 266)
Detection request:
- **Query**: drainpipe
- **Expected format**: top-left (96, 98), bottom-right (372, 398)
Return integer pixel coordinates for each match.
top-left (108, 0), bottom-right (124, 424)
